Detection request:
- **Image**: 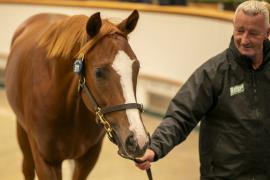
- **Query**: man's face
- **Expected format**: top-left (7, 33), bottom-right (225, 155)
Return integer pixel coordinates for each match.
top-left (233, 10), bottom-right (270, 60)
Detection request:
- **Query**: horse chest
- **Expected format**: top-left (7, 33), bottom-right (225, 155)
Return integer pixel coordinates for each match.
top-left (34, 119), bottom-right (105, 162)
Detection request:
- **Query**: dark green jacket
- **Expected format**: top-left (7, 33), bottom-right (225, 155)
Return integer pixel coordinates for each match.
top-left (150, 38), bottom-right (270, 179)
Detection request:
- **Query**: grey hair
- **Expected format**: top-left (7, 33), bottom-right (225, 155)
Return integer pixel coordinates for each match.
top-left (234, 0), bottom-right (269, 29)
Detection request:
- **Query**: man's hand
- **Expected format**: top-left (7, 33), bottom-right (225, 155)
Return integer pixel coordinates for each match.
top-left (135, 149), bottom-right (155, 170)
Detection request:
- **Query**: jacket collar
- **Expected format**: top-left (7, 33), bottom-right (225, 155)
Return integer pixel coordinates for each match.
top-left (228, 37), bottom-right (270, 70)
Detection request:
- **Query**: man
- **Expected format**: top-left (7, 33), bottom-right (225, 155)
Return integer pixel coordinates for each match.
top-left (136, 0), bottom-right (270, 179)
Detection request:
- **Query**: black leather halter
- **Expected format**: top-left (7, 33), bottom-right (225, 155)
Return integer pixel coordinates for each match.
top-left (78, 76), bottom-right (143, 141)
top-left (74, 53), bottom-right (144, 141)
top-left (74, 53), bottom-right (153, 180)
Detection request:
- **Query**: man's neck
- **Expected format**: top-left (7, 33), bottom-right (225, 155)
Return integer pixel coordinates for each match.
top-left (251, 54), bottom-right (263, 70)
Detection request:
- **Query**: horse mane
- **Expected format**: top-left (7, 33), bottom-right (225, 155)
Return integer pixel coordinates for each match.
top-left (38, 14), bottom-right (124, 59)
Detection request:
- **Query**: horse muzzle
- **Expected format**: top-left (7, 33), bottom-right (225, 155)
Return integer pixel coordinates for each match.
top-left (125, 133), bottom-right (149, 157)
top-left (113, 130), bottom-right (150, 159)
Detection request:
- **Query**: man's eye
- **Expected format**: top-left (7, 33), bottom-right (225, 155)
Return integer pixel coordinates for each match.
top-left (237, 29), bottom-right (244, 33)
top-left (250, 31), bottom-right (259, 36)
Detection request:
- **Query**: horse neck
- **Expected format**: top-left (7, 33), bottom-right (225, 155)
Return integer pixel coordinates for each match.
top-left (48, 54), bottom-right (80, 98)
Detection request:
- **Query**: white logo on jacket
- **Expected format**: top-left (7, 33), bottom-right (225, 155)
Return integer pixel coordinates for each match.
top-left (230, 83), bottom-right (245, 96)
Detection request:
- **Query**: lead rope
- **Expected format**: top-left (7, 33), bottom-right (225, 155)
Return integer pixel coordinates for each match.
top-left (118, 151), bottom-right (153, 180)
top-left (135, 160), bottom-right (153, 180)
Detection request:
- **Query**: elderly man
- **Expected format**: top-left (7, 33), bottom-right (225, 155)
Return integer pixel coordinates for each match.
top-left (136, 0), bottom-right (270, 179)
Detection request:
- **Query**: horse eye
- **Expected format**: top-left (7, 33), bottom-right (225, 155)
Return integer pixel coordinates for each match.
top-left (95, 68), bottom-right (105, 79)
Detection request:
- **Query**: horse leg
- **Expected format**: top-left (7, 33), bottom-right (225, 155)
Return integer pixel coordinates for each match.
top-left (17, 121), bottom-right (35, 180)
top-left (72, 140), bottom-right (103, 180)
top-left (27, 135), bottom-right (62, 180)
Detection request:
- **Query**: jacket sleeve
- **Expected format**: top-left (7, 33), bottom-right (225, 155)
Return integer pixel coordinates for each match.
top-left (149, 64), bottom-right (217, 161)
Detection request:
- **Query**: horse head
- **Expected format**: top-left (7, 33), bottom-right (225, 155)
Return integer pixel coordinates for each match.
top-left (76, 10), bottom-right (149, 159)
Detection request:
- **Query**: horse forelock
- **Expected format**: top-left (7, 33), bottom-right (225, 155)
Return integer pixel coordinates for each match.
top-left (38, 15), bottom-right (126, 60)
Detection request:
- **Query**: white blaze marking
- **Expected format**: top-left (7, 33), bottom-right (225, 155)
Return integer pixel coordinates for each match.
top-left (112, 51), bottom-right (147, 148)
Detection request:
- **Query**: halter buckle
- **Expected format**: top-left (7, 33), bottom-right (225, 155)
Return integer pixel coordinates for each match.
top-left (78, 77), bottom-right (85, 92)
top-left (96, 107), bottom-right (113, 139)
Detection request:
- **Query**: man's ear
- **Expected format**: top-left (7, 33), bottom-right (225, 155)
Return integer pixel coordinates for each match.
top-left (267, 26), bottom-right (270, 38)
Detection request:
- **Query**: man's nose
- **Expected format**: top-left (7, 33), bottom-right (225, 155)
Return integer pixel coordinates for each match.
top-left (241, 32), bottom-right (250, 44)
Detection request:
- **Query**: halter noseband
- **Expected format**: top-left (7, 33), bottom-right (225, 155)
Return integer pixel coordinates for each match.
top-left (74, 53), bottom-right (144, 142)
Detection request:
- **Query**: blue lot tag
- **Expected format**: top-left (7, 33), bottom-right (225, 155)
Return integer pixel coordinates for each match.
top-left (73, 59), bottom-right (83, 74)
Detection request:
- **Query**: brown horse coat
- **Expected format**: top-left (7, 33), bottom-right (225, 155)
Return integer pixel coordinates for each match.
top-left (5, 11), bottom-right (149, 180)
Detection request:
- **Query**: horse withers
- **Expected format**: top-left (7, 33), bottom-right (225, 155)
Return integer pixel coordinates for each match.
top-left (5, 10), bottom-right (150, 180)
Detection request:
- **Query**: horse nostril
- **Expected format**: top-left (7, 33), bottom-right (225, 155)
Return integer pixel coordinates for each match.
top-left (125, 133), bottom-right (139, 155)
top-left (126, 134), bottom-right (136, 148)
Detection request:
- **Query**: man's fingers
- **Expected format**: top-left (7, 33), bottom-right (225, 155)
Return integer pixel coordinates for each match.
top-left (135, 161), bottom-right (151, 170)
top-left (134, 149), bottom-right (155, 170)
top-left (134, 158), bottom-right (145, 164)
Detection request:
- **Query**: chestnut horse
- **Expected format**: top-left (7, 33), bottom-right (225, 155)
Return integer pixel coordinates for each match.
top-left (5, 10), bottom-right (150, 180)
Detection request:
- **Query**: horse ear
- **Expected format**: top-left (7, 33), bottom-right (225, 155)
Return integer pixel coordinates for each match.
top-left (86, 12), bottom-right (102, 37)
top-left (118, 10), bottom-right (139, 35)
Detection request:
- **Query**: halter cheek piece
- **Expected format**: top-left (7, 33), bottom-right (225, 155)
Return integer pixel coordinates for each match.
top-left (73, 53), bottom-right (144, 142)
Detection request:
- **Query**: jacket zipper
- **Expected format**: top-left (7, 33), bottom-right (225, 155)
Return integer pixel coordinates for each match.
top-left (251, 71), bottom-right (259, 180)
top-left (251, 71), bottom-right (259, 120)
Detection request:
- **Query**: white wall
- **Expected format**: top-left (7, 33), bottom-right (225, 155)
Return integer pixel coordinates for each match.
top-left (0, 3), bottom-right (233, 110)
top-left (0, 3), bottom-right (233, 82)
